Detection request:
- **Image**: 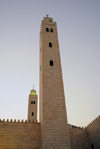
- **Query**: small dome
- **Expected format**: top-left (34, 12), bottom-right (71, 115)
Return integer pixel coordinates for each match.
top-left (30, 89), bottom-right (36, 96)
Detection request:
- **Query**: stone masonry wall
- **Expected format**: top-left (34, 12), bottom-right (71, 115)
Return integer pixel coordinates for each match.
top-left (0, 119), bottom-right (41, 149)
top-left (86, 115), bottom-right (100, 149)
top-left (68, 124), bottom-right (89, 149)
top-left (40, 16), bottom-right (70, 149)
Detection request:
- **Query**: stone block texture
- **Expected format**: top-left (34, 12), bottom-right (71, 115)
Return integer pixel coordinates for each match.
top-left (68, 124), bottom-right (89, 149)
top-left (0, 120), bottom-right (40, 149)
top-left (86, 116), bottom-right (100, 149)
top-left (28, 89), bottom-right (38, 122)
top-left (0, 16), bottom-right (100, 149)
top-left (39, 17), bottom-right (70, 149)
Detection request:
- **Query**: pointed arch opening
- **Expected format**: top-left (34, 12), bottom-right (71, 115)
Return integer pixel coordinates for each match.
top-left (49, 42), bottom-right (52, 47)
top-left (46, 28), bottom-right (49, 32)
top-left (50, 60), bottom-right (54, 66)
top-left (31, 101), bottom-right (34, 104)
top-left (50, 28), bottom-right (53, 32)
top-left (32, 112), bottom-right (34, 116)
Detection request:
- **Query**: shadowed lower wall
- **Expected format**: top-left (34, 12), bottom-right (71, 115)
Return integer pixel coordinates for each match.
top-left (68, 124), bottom-right (89, 149)
top-left (86, 116), bottom-right (100, 149)
top-left (67, 116), bottom-right (100, 149)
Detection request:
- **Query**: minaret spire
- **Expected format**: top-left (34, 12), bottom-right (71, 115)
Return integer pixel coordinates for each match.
top-left (28, 88), bottom-right (38, 122)
top-left (40, 16), bottom-right (70, 149)
top-left (33, 84), bottom-right (35, 90)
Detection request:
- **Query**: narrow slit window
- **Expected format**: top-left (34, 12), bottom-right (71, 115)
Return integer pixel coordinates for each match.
top-left (49, 42), bottom-right (52, 47)
top-left (33, 101), bottom-right (35, 104)
top-left (32, 112), bottom-right (34, 116)
top-left (46, 28), bottom-right (49, 32)
top-left (50, 60), bottom-right (54, 66)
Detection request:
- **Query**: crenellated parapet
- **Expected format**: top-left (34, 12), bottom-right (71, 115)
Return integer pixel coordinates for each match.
top-left (0, 119), bottom-right (40, 124)
top-left (68, 124), bottom-right (90, 149)
top-left (68, 124), bottom-right (84, 130)
top-left (0, 118), bottom-right (41, 149)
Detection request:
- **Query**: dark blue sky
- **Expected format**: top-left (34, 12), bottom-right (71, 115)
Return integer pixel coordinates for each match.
top-left (0, 0), bottom-right (100, 126)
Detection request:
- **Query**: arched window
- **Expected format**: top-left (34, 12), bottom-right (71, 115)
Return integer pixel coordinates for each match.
top-left (50, 60), bottom-right (54, 66)
top-left (49, 20), bottom-right (52, 22)
top-left (31, 101), bottom-right (35, 104)
top-left (49, 42), bottom-right (52, 47)
top-left (46, 28), bottom-right (49, 32)
top-left (50, 28), bottom-right (53, 32)
top-left (31, 101), bottom-right (33, 104)
top-left (32, 112), bottom-right (34, 116)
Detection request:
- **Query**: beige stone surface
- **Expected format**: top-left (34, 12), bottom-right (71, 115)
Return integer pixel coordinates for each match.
top-left (68, 116), bottom-right (100, 149)
top-left (28, 89), bottom-right (38, 122)
top-left (0, 120), bottom-right (41, 149)
top-left (86, 116), bottom-right (100, 149)
top-left (68, 124), bottom-right (89, 149)
top-left (0, 16), bottom-right (100, 149)
top-left (39, 16), bottom-right (70, 149)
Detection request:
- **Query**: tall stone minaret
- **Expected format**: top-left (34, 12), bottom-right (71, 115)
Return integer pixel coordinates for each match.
top-left (28, 89), bottom-right (37, 122)
top-left (40, 16), bottom-right (70, 149)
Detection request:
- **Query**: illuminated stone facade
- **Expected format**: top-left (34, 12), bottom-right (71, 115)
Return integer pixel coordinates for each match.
top-left (0, 16), bottom-right (100, 149)
top-left (28, 89), bottom-right (37, 122)
top-left (40, 16), bottom-right (70, 149)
